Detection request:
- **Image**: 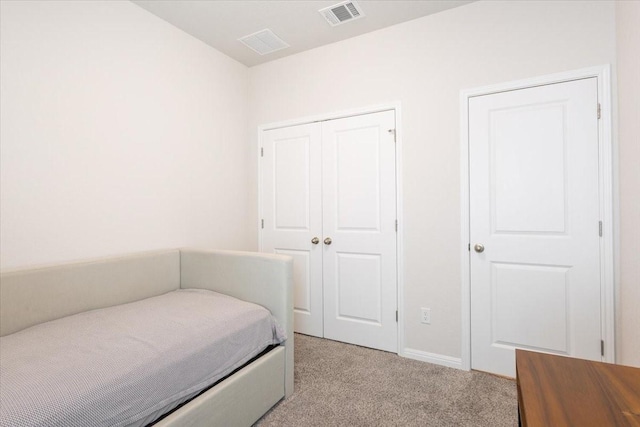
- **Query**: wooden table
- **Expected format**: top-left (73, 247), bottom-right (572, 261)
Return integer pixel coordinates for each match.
top-left (516, 349), bottom-right (640, 426)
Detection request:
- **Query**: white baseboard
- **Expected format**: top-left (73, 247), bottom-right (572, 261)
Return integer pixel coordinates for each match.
top-left (401, 347), bottom-right (464, 370)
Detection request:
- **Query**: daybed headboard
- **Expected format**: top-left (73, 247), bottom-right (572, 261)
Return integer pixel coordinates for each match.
top-left (179, 249), bottom-right (292, 332)
top-left (0, 250), bottom-right (181, 337)
top-left (179, 248), bottom-right (294, 396)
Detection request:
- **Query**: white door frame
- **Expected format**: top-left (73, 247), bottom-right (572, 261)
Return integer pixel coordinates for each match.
top-left (459, 65), bottom-right (616, 370)
top-left (257, 102), bottom-right (404, 354)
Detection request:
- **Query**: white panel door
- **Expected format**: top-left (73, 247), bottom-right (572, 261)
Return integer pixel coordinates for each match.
top-left (321, 110), bottom-right (397, 352)
top-left (261, 123), bottom-right (324, 337)
top-left (469, 78), bottom-right (601, 377)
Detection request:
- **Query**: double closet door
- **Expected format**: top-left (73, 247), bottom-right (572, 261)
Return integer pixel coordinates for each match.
top-left (260, 110), bottom-right (397, 353)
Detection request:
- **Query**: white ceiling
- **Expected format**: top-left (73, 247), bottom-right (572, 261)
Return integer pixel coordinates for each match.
top-left (132, 1), bottom-right (474, 67)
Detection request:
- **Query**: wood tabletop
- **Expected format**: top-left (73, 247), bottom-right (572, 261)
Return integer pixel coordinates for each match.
top-left (516, 349), bottom-right (640, 427)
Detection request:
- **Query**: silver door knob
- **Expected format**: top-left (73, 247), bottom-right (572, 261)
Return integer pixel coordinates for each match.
top-left (324, 237), bottom-right (332, 245)
top-left (474, 244), bottom-right (485, 253)
top-left (311, 237), bottom-right (319, 245)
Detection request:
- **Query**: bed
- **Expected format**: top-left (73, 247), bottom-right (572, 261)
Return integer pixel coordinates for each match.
top-left (0, 248), bottom-right (293, 426)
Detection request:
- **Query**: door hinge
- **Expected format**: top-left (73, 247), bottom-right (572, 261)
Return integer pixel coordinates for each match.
top-left (260, 147), bottom-right (264, 157)
top-left (396, 310), bottom-right (398, 322)
top-left (395, 219), bottom-right (398, 232)
top-left (597, 103), bottom-right (601, 120)
top-left (599, 220), bottom-right (603, 237)
top-left (388, 129), bottom-right (396, 143)
top-left (601, 340), bottom-right (604, 356)
top-left (261, 219), bottom-right (264, 229)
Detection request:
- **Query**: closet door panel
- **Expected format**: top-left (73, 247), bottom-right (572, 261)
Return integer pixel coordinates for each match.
top-left (321, 110), bottom-right (398, 352)
top-left (261, 123), bottom-right (323, 337)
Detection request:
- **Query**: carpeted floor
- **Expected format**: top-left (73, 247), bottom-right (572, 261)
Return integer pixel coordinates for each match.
top-left (255, 334), bottom-right (518, 426)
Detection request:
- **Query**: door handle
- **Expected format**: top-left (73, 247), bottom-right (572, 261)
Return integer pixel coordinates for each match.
top-left (474, 244), bottom-right (485, 253)
top-left (311, 237), bottom-right (319, 245)
top-left (324, 237), bottom-right (332, 245)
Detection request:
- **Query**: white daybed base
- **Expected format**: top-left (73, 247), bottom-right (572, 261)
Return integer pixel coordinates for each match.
top-left (156, 346), bottom-right (285, 426)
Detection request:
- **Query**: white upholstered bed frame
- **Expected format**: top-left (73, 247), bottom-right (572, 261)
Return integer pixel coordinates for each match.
top-left (0, 248), bottom-right (294, 426)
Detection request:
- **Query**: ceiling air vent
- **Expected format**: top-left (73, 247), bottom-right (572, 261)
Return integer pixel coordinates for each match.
top-left (319, 1), bottom-right (365, 27)
top-left (238, 29), bottom-right (289, 55)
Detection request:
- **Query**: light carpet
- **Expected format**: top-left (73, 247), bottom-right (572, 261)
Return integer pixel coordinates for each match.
top-left (255, 334), bottom-right (518, 426)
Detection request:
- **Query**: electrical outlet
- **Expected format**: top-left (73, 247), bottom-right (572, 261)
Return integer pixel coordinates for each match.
top-left (420, 307), bottom-right (431, 324)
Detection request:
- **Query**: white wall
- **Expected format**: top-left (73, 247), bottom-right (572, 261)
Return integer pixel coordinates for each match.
top-left (0, 1), bottom-right (250, 268)
top-left (248, 0), bottom-right (618, 361)
top-left (616, 0), bottom-right (640, 367)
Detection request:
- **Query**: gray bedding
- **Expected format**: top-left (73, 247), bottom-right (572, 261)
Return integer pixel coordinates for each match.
top-left (0, 288), bottom-right (286, 427)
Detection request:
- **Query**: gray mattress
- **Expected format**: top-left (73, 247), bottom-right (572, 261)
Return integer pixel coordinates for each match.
top-left (0, 288), bottom-right (286, 427)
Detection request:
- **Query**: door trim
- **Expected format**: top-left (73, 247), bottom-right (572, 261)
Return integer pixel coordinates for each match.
top-left (257, 102), bottom-right (404, 355)
top-left (459, 65), bottom-right (615, 371)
